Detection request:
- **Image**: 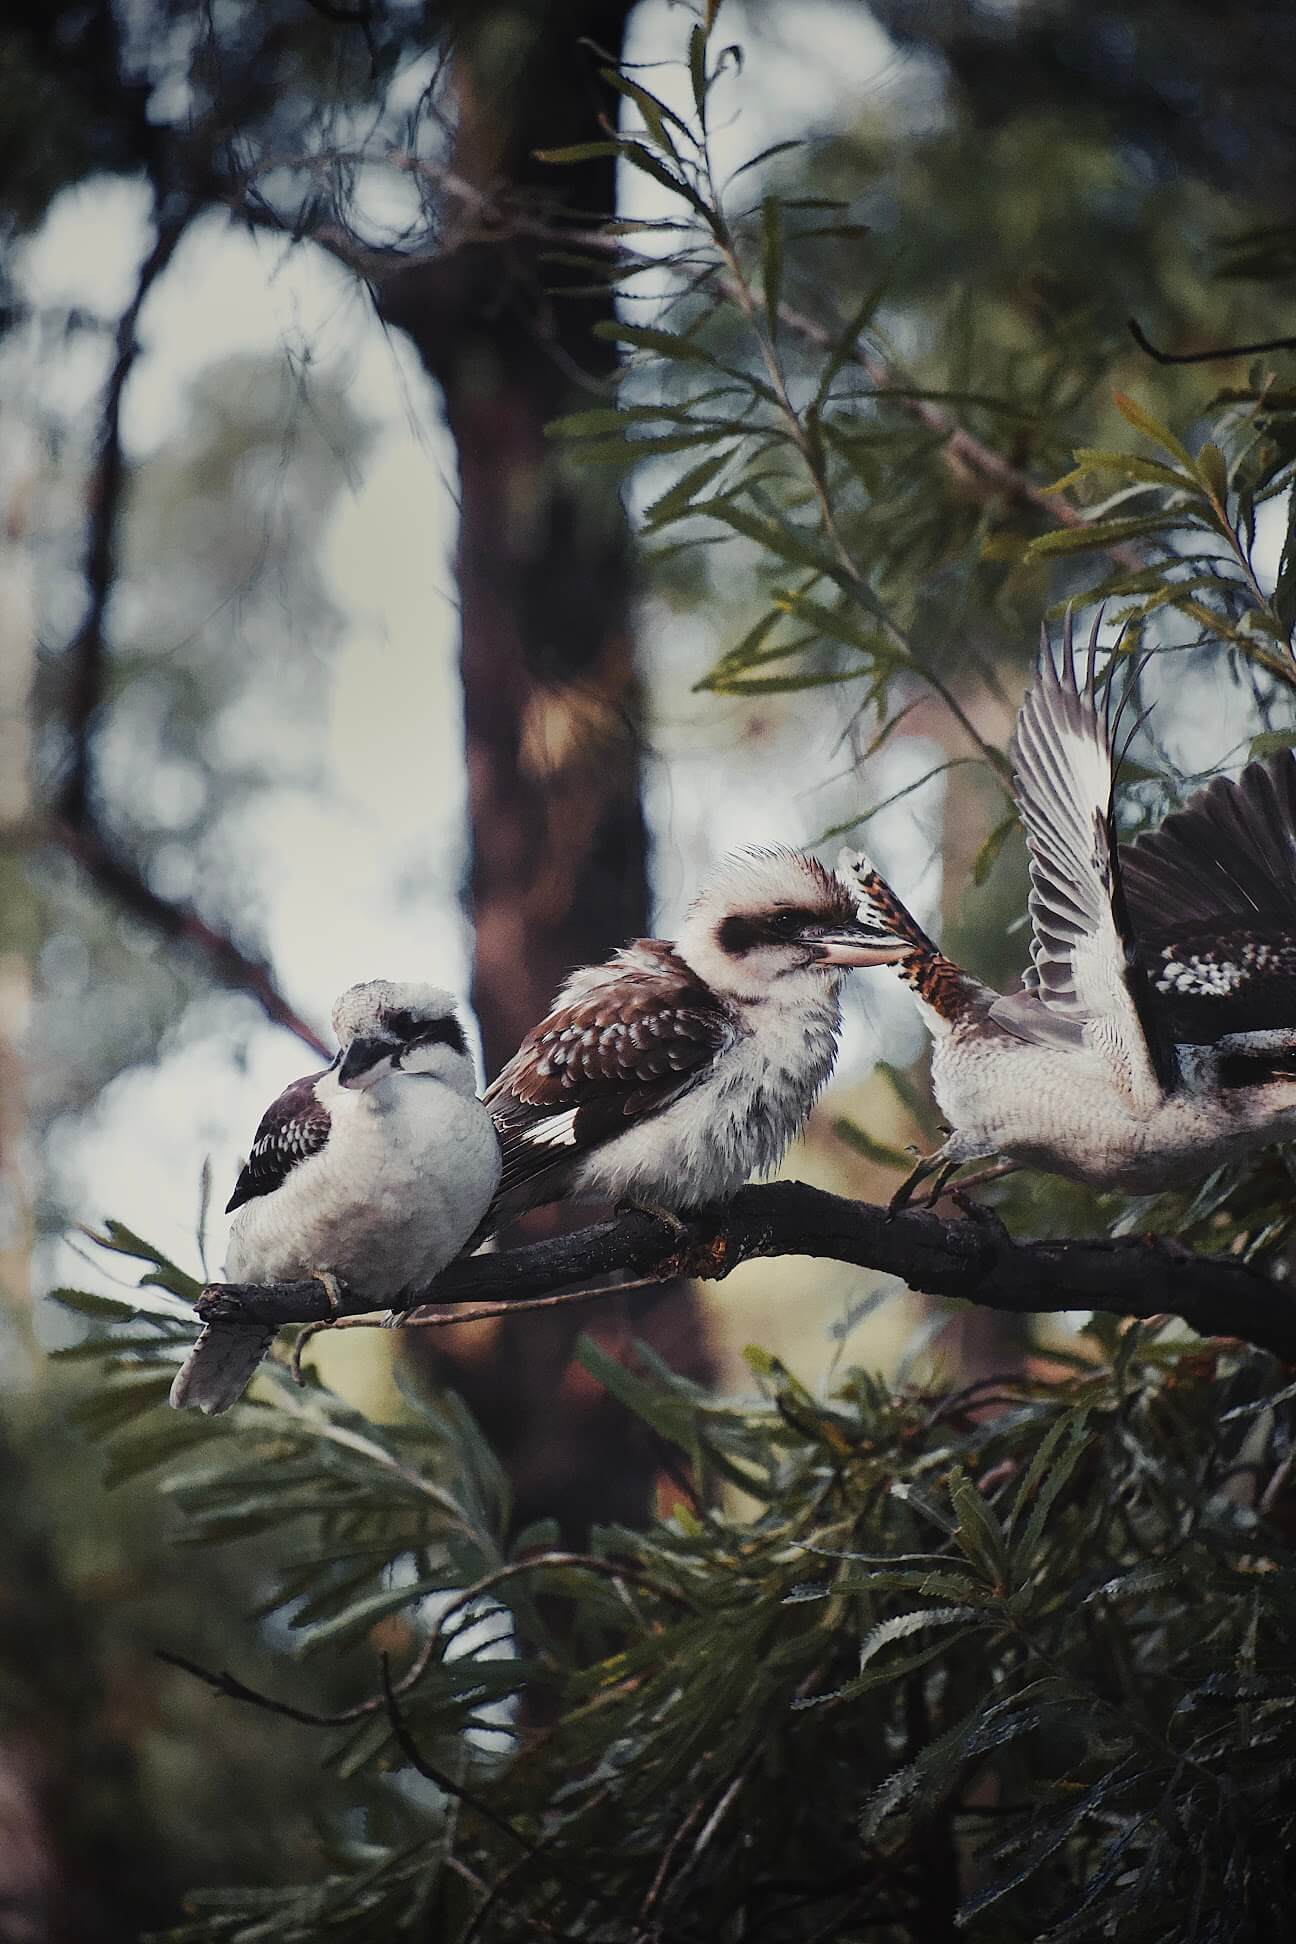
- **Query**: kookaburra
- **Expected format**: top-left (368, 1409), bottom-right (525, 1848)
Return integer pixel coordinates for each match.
top-left (483, 847), bottom-right (899, 1224)
top-left (169, 981), bottom-right (501, 1413)
top-left (838, 614), bottom-right (1296, 1202)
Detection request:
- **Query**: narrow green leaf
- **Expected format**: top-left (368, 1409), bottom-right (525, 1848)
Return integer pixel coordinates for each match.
top-left (643, 451), bottom-right (733, 527)
top-left (601, 71), bottom-right (692, 147)
top-left (691, 497), bottom-right (843, 577)
top-left (948, 1468), bottom-right (1011, 1585)
top-left (1111, 390), bottom-right (1195, 470)
top-left (709, 668), bottom-right (864, 696)
top-left (593, 321), bottom-right (718, 364)
top-left (548, 405), bottom-right (692, 438)
top-left (833, 1118), bottom-right (910, 1170)
top-left (1196, 440), bottom-right (1230, 503)
top-left (1017, 1413), bottom-right (1093, 1563)
top-left (970, 812), bottom-right (1017, 885)
top-left (1025, 513), bottom-right (1181, 558)
top-left (857, 1603), bottom-right (983, 1674)
top-left (812, 281), bottom-right (889, 411)
top-left (772, 589), bottom-right (902, 662)
top-left (1046, 449), bottom-right (1197, 494)
top-left (618, 142), bottom-right (707, 213)
top-left (689, 24), bottom-right (708, 124)
top-left (533, 141), bottom-right (623, 164)
top-left (727, 139), bottom-right (802, 186)
top-left (1251, 728), bottom-right (1296, 757)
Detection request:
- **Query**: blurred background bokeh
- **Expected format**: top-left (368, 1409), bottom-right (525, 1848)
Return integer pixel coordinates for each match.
top-left (3, 0), bottom-right (1296, 1932)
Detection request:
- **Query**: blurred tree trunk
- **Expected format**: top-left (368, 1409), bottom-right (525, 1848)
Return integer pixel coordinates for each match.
top-left (377, 0), bottom-right (711, 1537)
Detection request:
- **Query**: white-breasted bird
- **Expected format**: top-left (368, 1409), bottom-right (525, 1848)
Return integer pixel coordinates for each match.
top-left (838, 614), bottom-right (1296, 1203)
top-left (169, 981), bottom-right (501, 1413)
top-left (482, 848), bottom-right (900, 1225)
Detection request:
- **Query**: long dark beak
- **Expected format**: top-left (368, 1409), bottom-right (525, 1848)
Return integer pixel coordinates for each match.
top-left (338, 1034), bottom-right (403, 1089)
top-left (805, 924), bottom-right (905, 968)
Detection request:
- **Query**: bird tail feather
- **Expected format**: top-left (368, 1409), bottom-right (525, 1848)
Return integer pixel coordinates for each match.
top-left (169, 1323), bottom-right (276, 1414)
top-left (836, 849), bottom-right (984, 1026)
top-left (836, 849), bottom-right (938, 960)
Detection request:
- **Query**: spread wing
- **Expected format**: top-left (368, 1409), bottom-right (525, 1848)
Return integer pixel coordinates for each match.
top-left (988, 615), bottom-right (1173, 1105)
top-left (484, 944), bottom-right (733, 1208)
top-left (226, 1071), bottom-right (332, 1213)
top-left (1122, 750), bottom-right (1296, 1046)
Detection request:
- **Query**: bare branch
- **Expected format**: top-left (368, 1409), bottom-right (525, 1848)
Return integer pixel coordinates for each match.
top-left (51, 816), bottom-right (328, 1055)
top-left (39, 188), bottom-right (329, 1057)
top-left (59, 199), bottom-right (194, 825)
top-left (195, 1180), bottom-right (1296, 1362)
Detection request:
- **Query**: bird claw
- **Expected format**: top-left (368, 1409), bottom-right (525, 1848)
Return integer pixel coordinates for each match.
top-left (888, 1151), bottom-right (956, 1217)
top-left (948, 1186), bottom-right (1009, 1241)
top-left (617, 1198), bottom-right (690, 1245)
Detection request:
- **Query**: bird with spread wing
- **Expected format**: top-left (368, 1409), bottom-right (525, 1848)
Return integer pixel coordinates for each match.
top-left (838, 613), bottom-right (1296, 1205)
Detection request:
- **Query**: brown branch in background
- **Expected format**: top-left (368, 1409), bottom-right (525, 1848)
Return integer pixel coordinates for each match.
top-left (227, 155), bottom-right (1136, 579)
top-left (1127, 316), bottom-right (1296, 366)
top-left (196, 1179), bottom-right (1296, 1363)
top-left (40, 193), bottom-right (329, 1057)
top-left (59, 199), bottom-right (193, 825)
top-left (53, 817), bottom-right (328, 1055)
top-left (774, 298), bottom-right (1148, 574)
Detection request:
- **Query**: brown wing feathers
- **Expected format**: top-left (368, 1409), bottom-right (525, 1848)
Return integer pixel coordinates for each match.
top-left (226, 1073), bottom-right (332, 1212)
top-left (485, 944), bottom-right (731, 1202)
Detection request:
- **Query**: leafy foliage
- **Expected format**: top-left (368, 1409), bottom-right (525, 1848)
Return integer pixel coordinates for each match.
top-left (61, 1226), bottom-right (1296, 1941)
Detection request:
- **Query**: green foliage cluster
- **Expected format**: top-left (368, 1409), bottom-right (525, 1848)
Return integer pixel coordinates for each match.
top-left (547, 8), bottom-right (1296, 764)
top-left (60, 1229), bottom-right (1296, 1941)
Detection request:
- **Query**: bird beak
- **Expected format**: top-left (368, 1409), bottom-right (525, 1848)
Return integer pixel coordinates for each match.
top-left (338, 1034), bottom-right (403, 1089)
top-left (804, 924), bottom-right (904, 967)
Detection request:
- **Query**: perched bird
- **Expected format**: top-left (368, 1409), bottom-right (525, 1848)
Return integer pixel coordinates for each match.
top-left (483, 847), bottom-right (899, 1225)
top-left (169, 981), bottom-right (501, 1413)
top-left (838, 614), bottom-right (1296, 1203)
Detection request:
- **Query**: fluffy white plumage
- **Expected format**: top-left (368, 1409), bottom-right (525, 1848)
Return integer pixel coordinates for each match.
top-left (169, 980), bottom-right (501, 1413)
top-left (484, 848), bottom-right (897, 1222)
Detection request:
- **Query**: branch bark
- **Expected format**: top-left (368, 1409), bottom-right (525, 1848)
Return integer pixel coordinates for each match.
top-left (195, 1180), bottom-right (1296, 1364)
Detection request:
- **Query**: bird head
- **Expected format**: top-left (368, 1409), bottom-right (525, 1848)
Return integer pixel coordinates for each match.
top-left (331, 981), bottom-right (475, 1093)
top-left (675, 848), bottom-right (903, 1000)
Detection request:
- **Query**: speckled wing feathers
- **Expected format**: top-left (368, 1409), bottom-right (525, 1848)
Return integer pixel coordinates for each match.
top-left (225, 1073), bottom-right (332, 1213)
top-left (1123, 751), bottom-right (1296, 1042)
top-left (484, 941), bottom-right (732, 1205)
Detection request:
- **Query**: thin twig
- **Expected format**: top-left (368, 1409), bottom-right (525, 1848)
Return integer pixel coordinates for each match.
top-left (1127, 317), bottom-right (1296, 367)
top-left (290, 1271), bottom-right (682, 1382)
top-left (378, 1655), bottom-right (534, 1853)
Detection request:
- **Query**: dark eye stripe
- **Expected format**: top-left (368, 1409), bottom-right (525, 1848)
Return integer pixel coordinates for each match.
top-left (718, 908), bottom-right (826, 955)
top-left (383, 1010), bottom-right (468, 1056)
top-left (420, 1016), bottom-right (468, 1056)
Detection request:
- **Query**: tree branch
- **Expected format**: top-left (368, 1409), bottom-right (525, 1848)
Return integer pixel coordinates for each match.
top-left (195, 1180), bottom-right (1296, 1363)
top-left (52, 817), bottom-right (328, 1055)
top-left (58, 197), bottom-right (194, 825)
top-left (39, 188), bottom-right (329, 1057)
